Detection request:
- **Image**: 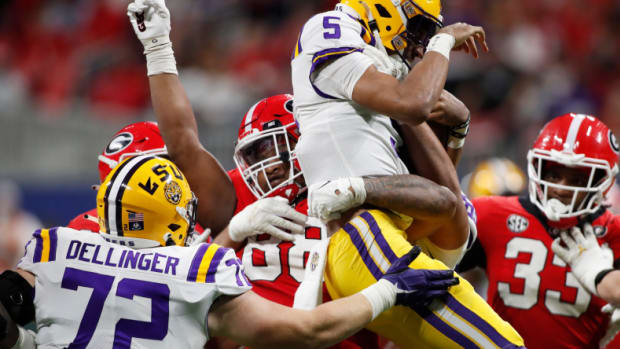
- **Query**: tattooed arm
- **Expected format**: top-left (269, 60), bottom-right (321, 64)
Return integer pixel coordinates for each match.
top-left (363, 175), bottom-right (456, 222)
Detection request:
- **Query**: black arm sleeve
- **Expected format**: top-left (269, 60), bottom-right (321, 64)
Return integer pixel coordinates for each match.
top-left (456, 239), bottom-right (486, 273)
top-left (0, 271), bottom-right (34, 326)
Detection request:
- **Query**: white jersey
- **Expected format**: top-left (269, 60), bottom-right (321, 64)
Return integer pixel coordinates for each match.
top-left (17, 227), bottom-right (251, 349)
top-left (291, 8), bottom-right (409, 186)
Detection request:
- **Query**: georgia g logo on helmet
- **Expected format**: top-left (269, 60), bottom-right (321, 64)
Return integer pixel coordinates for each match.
top-left (104, 132), bottom-right (134, 155)
top-left (610, 130), bottom-right (619, 154)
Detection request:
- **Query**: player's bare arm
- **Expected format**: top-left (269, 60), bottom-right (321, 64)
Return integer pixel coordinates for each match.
top-left (208, 248), bottom-right (458, 349)
top-left (149, 75), bottom-right (236, 233)
top-left (363, 175), bottom-right (456, 222)
top-left (350, 23), bottom-right (486, 126)
top-left (398, 122), bottom-right (470, 248)
top-left (128, 1), bottom-right (236, 233)
top-left (428, 90), bottom-right (470, 165)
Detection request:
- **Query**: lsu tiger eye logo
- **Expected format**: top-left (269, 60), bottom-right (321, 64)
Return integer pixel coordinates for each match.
top-left (164, 181), bottom-right (182, 204)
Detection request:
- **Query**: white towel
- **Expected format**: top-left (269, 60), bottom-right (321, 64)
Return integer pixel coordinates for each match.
top-left (293, 237), bottom-right (331, 310)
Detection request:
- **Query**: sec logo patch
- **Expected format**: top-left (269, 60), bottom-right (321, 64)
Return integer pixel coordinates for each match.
top-left (507, 214), bottom-right (529, 233)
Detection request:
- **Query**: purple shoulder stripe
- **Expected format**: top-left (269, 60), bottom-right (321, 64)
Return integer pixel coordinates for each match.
top-left (309, 46), bottom-right (362, 100)
top-left (187, 243), bottom-right (209, 282)
top-left (205, 247), bottom-right (228, 283)
top-left (32, 229), bottom-right (43, 263)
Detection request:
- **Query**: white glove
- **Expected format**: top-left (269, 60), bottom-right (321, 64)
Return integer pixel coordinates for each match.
top-left (551, 223), bottom-right (614, 295)
top-left (308, 177), bottom-right (366, 222)
top-left (363, 45), bottom-right (408, 81)
top-left (127, 0), bottom-right (177, 75)
top-left (600, 304), bottom-right (620, 348)
top-left (228, 197), bottom-right (307, 242)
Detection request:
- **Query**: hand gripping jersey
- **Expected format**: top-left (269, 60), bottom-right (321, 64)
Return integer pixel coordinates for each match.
top-left (228, 168), bottom-right (327, 307)
top-left (461, 196), bottom-right (620, 349)
top-left (17, 227), bottom-right (251, 349)
top-left (228, 168), bottom-right (380, 349)
top-left (291, 9), bottom-right (408, 187)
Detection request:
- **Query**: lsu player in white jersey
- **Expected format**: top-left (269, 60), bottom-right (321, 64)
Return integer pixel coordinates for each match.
top-left (291, 0), bottom-right (526, 348)
top-left (0, 155), bottom-right (460, 349)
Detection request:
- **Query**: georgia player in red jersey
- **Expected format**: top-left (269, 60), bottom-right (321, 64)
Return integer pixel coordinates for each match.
top-left (67, 122), bottom-right (167, 232)
top-left (458, 113), bottom-right (620, 348)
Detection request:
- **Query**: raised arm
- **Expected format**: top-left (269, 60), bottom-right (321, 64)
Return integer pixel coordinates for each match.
top-left (127, 0), bottom-right (236, 233)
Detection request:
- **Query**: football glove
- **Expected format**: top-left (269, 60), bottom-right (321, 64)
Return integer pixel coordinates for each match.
top-left (228, 197), bottom-right (307, 242)
top-left (551, 223), bottom-right (614, 295)
top-left (600, 304), bottom-right (620, 348)
top-left (361, 246), bottom-right (459, 319)
top-left (382, 246), bottom-right (459, 308)
top-left (127, 0), bottom-right (177, 75)
top-left (308, 177), bottom-right (366, 222)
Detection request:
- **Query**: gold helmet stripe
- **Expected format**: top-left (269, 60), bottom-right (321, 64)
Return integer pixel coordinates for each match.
top-left (105, 155), bottom-right (156, 237)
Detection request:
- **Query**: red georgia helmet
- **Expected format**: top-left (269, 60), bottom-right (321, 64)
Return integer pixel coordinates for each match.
top-left (527, 113), bottom-right (619, 222)
top-left (98, 122), bottom-right (167, 183)
top-left (233, 94), bottom-right (304, 201)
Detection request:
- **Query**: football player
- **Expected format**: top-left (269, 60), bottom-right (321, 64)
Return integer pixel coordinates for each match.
top-left (0, 156), bottom-right (459, 349)
top-left (457, 113), bottom-right (620, 348)
top-left (67, 121), bottom-right (167, 232)
top-left (290, 0), bottom-right (525, 347)
top-left (125, 1), bottom-right (517, 348)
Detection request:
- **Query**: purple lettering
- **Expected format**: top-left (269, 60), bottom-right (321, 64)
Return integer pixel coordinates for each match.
top-left (104, 247), bottom-right (117, 267)
top-left (138, 253), bottom-right (153, 271)
top-left (118, 250), bottom-right (127, 267)
top-left (91, 245), bottom-right (104, 265)
top-left (151, 253), bottom-right (164, 273)
top-left (67, 240), bottom-right (81, 259)
top-left (124, 250), bottom-right (140, 269)
top-left (78, 243), bottom-right (94, 262)
top-left (165, 257), bottom-right (179, 276)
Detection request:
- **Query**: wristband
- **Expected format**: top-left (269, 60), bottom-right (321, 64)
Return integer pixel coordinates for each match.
top-left (425, 33), bottom-right (455, 60)
top-left (447, 116), bottom-right (470, 149)
top-left (11, 326), bottom-right (36, 349)
top-left (595, 268), bottom-right (615, 288)
top-left (359, 279), bottom-right (396, 320)
top-left (142, 35), bottom-right (177, 76)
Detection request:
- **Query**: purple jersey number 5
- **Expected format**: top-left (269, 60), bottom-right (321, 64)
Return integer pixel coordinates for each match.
top-left (323, 16), bottom-right (341, 39)
top-left (61, 267), bottom-right (170, 349)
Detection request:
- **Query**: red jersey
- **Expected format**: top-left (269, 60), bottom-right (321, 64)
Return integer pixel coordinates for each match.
top-left (228, 168), bottom-right (326, 307)
top-left (227, 168), bottom-right (380, 349)
top-left (461, 196), bottom-right (620, 349)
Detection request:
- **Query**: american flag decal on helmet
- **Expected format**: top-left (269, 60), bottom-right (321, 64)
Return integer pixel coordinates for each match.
top-left (128, 211), bottom-right (144, 231)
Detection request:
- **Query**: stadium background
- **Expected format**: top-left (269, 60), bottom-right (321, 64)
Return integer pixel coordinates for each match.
top-left (0, 0), bottom-right (618, 241)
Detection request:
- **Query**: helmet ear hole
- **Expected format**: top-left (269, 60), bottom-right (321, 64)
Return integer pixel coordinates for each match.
top-left (374, 4), bottom-right (391, 17)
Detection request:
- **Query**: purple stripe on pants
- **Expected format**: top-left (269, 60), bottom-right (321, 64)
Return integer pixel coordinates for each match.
top-left (445, 294), bottom-right (520, 348)
top-left (343, 223), bottom-right (384, 280)
top-left (414, 305), bottom-right (479, 348)
top-left (359, 211), bottom-right (399, 262)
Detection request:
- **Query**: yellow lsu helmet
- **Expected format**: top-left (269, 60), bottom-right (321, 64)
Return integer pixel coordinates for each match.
top-left (96, 155), bottom-right (197, 248)
top-left (467, 158), bottom-right (527, 198)
top-left (339, 0), bottom-right (442, 52)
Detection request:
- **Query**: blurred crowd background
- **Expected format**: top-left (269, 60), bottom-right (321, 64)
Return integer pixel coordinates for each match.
top-left (0, 0), bottom-right (619, 267)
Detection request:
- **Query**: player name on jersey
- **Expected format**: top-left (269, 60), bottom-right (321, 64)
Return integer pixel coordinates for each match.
top-left (66, 239), bottom-right (180, 276)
